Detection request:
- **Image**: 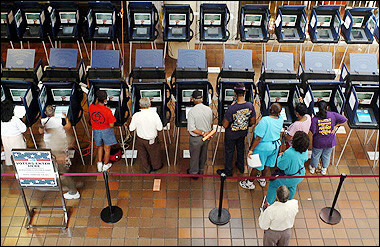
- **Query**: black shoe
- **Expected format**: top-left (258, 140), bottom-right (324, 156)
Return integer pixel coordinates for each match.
top-left (187, 169), bottom-right (198, 180)
top-left (152, 165), bottom-right (163, 172)
top-left (216, 169), bottom-right (232, 177)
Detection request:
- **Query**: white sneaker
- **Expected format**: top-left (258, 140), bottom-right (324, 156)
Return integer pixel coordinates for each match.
top-left (321, 167), bottom-right (327, 175)
top-left (239, 179), bottom-right (255, 190)
top-left (309, 165), bottom-right (316, 174)
top-left (97, 162), bottom-right (103, 172)
top-left (63, 191), bottom-right (80, 200)
top-left (102, 163), bottom-right (112, 172)
top-left (258, 178), bottom-right (266, 187)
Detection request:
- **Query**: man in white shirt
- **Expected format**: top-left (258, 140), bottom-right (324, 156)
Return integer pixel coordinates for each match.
top-left (187, 90), bottom-right (213, 179)
top-left (129, 97), bottom-right (163, 173)
top-left (259, 185), bottom-right (299, 246)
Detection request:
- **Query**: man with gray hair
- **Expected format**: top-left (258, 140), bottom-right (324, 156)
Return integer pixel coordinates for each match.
top-left (259, 185), bottom-right (299, 246)
top-left (129, 97), bottom-right (163, 173)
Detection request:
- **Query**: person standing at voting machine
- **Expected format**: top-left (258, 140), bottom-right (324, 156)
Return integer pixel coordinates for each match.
top-left (89, 90), bottom-right (118, 172)
top-left (1, 100), bottom-right (27, 166)
top-left (309, 100), bottom-right (347, 175)
top-left (129, 97), bottom-right (164, 174)
top-left (240, 103), bottom-right (283, 190)
top-left (217, 83), bottom-right (256, 177)
top-left (186, 90), bottom-right (214, 180)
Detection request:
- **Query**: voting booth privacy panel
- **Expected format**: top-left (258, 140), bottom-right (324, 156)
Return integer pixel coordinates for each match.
top-left (299, 51), bottom-right (345, 117)
top-left (127, 1), bottom-right (159, 41)
top-left (199, 3), bottom-right (230, 42)
top-left (341, 7), bottom-right (376, 44)
top-left (258, 52), bottom-right (301, 126)
top-left (1, 49), bottom-right (43, 128)
top-left (217, 49), bottom-right (256, 126)
top-left (239, 4), bottom-right (270, 43)
top-left (309, 5), bottom-right (342, 43)
top-left (162, 4), bottom-right (194, 42)
top-left (275, 5), bottom-right (307, 43)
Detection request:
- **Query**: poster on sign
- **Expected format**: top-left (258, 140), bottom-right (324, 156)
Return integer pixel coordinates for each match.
top-left (11, 149), bottom-right (57, 187)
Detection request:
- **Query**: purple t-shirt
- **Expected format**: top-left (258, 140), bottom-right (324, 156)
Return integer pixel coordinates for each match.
top-left (310, 111), bottom-right (347, 149)
top-left (224, 102), bottom-right (255, 139)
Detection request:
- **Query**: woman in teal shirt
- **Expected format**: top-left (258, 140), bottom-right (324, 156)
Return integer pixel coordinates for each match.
top-left (266, 131), bottom-right (310, 204)
top-left (240, 103), bottom-right (284, 190)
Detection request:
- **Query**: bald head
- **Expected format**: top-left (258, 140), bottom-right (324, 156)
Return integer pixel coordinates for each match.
top-left (270, 103), bottom-right (282, 116)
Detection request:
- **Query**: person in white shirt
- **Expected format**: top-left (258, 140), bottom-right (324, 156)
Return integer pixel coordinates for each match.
top-left (1, 100), bottom-right (27, 166)
top-left (129, 97), bottom-right (163, 173)
top-left (259, 185), bottom-right (299, 246)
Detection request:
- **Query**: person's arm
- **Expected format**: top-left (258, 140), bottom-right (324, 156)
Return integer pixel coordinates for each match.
top-left (276, 150), bottom-right (290, 171)
top-left (156, 114), bottom-right (163, 132)
top-left (258, 207), bottom-right (271, 230)
top-left (15, 117), bottom-right (27, 133)
top-left (247, 136), bottom-right (262, 157)
top-left (129, 115), bottom-right (136, 132)
top-left (222, 107), bottom-right (233, 129)
top-left (62, 113), bottom-right (71, 131)
top-left (222, 118), bottom-right (230, 129)
top-left (249, 106), bottom-right (256, 127)
top-left (309, 118), bottom-right (317, 135)
top-left (108, 109), bottom-right (116, 128)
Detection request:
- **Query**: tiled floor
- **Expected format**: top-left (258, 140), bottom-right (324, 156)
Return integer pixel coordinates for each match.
top-left (1, 37), bottom-right (379, 246)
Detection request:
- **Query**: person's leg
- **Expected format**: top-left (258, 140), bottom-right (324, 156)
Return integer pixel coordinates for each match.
top-left (103, 145), bottom-right (111, 164)
top-left (310, 148), bottom-right (323, 168)
top-left (277, 228), bottom-right (292, 246)
top-left (235, 136), bottom-right (246, 173)
top-left (198, 139), bottom-right (210, 175)
top-left (56, 155), bottom-right (79, 199)
top-left (223, 136), bottom-right (236, 176)
top-left (263, 229), bottom-right (280, 246)
top-left (149, 138), bottom-right (163, 171)
top-left (101, 128), bottom-right (118, 171)
top-left (135, 137), bottom-right (151, 173)
top-left (266, 179), bottom-right (282, 204)
top-left (320, 147), bottom-right (334, 168)
top-left (189, 136), bottom-right (202, 174)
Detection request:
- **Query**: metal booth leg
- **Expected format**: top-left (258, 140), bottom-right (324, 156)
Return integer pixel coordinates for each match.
top-left (119, 126), bottom-right (129, 166)
top-left (129, 41), bottom-right (133, 75)
top-left (72, 126), bottom-right (86, 166)
top-left (42, 41), bottom-right (50, 65)
top-left (335, 129), bottom-right (353, 167)
top-left (77, 40), bottom-right (83, 59)
top-left (366, 130), bottom-right (376, 145)
top-left (130, 131), bottom-right (136, 166)
top-left (81, 115), bottom-right (90, 139)
top-left (364, 129), bottom-right (368, 144)
top-left (212, 126), bottom-right (222, 167)
top-left (29, 127), bottom-right (38, 149)
top-left (162, 129), bottom-right (170, 167)
top-left (81, 36), bottom-right (90, 59)
top-left (173, 127), bottom-right (180, 166)
top-left (373, 130), bottom-right (379, 169)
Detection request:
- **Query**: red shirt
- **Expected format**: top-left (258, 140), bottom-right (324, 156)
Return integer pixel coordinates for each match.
top-left (89, 104), bottom-right (116, 130)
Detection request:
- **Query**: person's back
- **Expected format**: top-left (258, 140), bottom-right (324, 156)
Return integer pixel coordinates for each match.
top-left (130, 108), bottom-right (163, 140)
top-left (225, 101), bottom-right (255, 139)
top-left (254, 115), bottom-right (284, 151)
top-left (89, 104), bottom-right (115, 130)
top-left (187, 103), bottom-right (213, 136)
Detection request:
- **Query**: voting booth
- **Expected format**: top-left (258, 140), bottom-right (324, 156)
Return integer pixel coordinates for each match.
top-left (275, 5), bottom-right (307, 43)
top-left (49, 1), bottom-right (80, 41)
top-left (13, 1), bottom-right (50, 41)
top-left (374, 14), bottom-right (379, 43)
top-left (341, 7), bottom-right (376, 44)
top-left (41, 48), bottom-right (86, 165)
top-left (239, 4), bottom-right (270, 42)
top-left (336, 53), bottom-right (379, 168)
top-left (162, 4), bottom-right (194, 42)
top-left (1, 3), bottom-right (18, 42)
top-left (299, 51), bottom-right (345, 116)
top-left (129, 49), bottom-right (170, 167)
top-left (199, 3), bottom-right (230, 42)
top-left (1, 49), bottom-right (44, 148)
top-left (86, 2), bottom-right (118, 42)
top-left (127, 1), bottom-right (159, 41)
top-left (309, 5), bottom-right (341, 43)
top-left (258, 52), bottom-right (300, 126)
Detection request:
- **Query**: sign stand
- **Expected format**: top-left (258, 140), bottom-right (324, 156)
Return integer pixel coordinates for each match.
top-left (12, 149), bottom-right (68, 229)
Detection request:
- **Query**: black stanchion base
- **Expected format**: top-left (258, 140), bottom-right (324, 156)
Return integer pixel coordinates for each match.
top-left (319, 207), bottom-right (341, 225)
top-left (101, 206), bottom-right (123, 223)
top-left (209, 208), bottom-right (230, 225)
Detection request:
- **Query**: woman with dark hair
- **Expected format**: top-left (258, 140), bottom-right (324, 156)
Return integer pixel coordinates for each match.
top-left (1, 100), bottom-right (27, 166)
top-left (284, 103), bottom-right (311, 147)
top-left (309, 100), bottom-right (347, 175)
top-left (265, 131), bottom-right (310, 205)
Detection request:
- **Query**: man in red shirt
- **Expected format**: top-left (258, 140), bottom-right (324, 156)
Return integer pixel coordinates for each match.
top-left (89, 90), bottom-right (118, 172)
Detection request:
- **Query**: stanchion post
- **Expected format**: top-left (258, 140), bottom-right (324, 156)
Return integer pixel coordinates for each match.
top-left (209, 173), bottom-right (230, 225)
top-left (100, 171), bottom-right (123, 223)
top-left (319, 173), bottom-right (347, 225)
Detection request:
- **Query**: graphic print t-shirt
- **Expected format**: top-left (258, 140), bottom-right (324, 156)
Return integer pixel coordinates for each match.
top-left (224, 102), bottom-right (255, 139)
top-left (310, 111), bottom-right (347, 149)
top-left (89, 104), bottom-right (116, 130)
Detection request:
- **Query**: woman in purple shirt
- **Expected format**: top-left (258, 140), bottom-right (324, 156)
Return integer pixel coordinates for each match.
top-left (309, 101), bottom-right (347, 175)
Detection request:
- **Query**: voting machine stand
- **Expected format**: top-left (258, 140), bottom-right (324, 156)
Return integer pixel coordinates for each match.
top-left (49, 1), bottom-right (86, 60)
top-left (336, 54), bottom-right (379, 168)
top-left (299, 51), bottom-right (346, 163)
top-left (87, 49), bottom-right (130, 166)
top-left (239, 4), bottom-right (270, 60)
top-left (199, 3), bottom-right (230, 45)
top-left (1, 49), bottom-right (44, 149)
top-left (11, 149), bottom-right (68, 229)
top-left (339, 7), bottom-right (377, 69)
top-left (128, 49), bottom-right (170, 168)
top-left (162, 4), bottom-right (194, 59)
top-left (170, 49), bottom-right (212, 166)
top-left (41, 48), bottom-right (86, 166)
top-left (1, 3), bottom-right (19, 48)
top-left (212, 49), bottom-right (257, 167)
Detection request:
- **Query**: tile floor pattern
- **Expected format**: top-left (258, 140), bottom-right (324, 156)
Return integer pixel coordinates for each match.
top-left (1, 39), bottom-right (379, 246)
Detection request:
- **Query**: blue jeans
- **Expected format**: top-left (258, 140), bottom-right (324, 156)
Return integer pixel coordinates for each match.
top-left (310, 147), bottom-right (334, 168)
top-left (93, 128), bottom-right (117, 146)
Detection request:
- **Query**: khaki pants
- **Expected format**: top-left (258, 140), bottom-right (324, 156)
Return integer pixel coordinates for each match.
top-left (135, 136), bottom-right (162, 173)
top-left (263, 228), bottom-right (292, 246)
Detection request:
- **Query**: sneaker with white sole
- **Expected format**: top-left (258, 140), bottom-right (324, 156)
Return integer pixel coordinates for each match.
top-left (102, 163), bottom-right (112, 172)
top-left (239, 179), bottom-right (255, 190)
top-left (321, 167), bottom-right (327, 175)
top-left (258, 178), bottom-right (266, 187)
top-left (97, 162), bottom-right (103, 172)
top-left (309, 165), bottom-right (316, 174)
top-left (63, 191), bottom-right (80, 200)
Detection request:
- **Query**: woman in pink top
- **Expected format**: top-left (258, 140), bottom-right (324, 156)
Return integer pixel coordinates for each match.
top-left (285, 103), bottom-right (311, 147)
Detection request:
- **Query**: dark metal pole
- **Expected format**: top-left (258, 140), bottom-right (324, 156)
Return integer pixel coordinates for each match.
top-left (209, 173), bottom-right (230, 225)
top-left (103, 171), bottom-right (114, 215)
top-left (217, 173), bottom-right (226, 217)
top-left (329, 173), bottom-right (347, 218)
top-left (100, 171), bottom-right (123, 223)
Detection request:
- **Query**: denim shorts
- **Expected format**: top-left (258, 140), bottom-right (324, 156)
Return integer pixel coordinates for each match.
top-left (93, 128), bottom-right (117, 146)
